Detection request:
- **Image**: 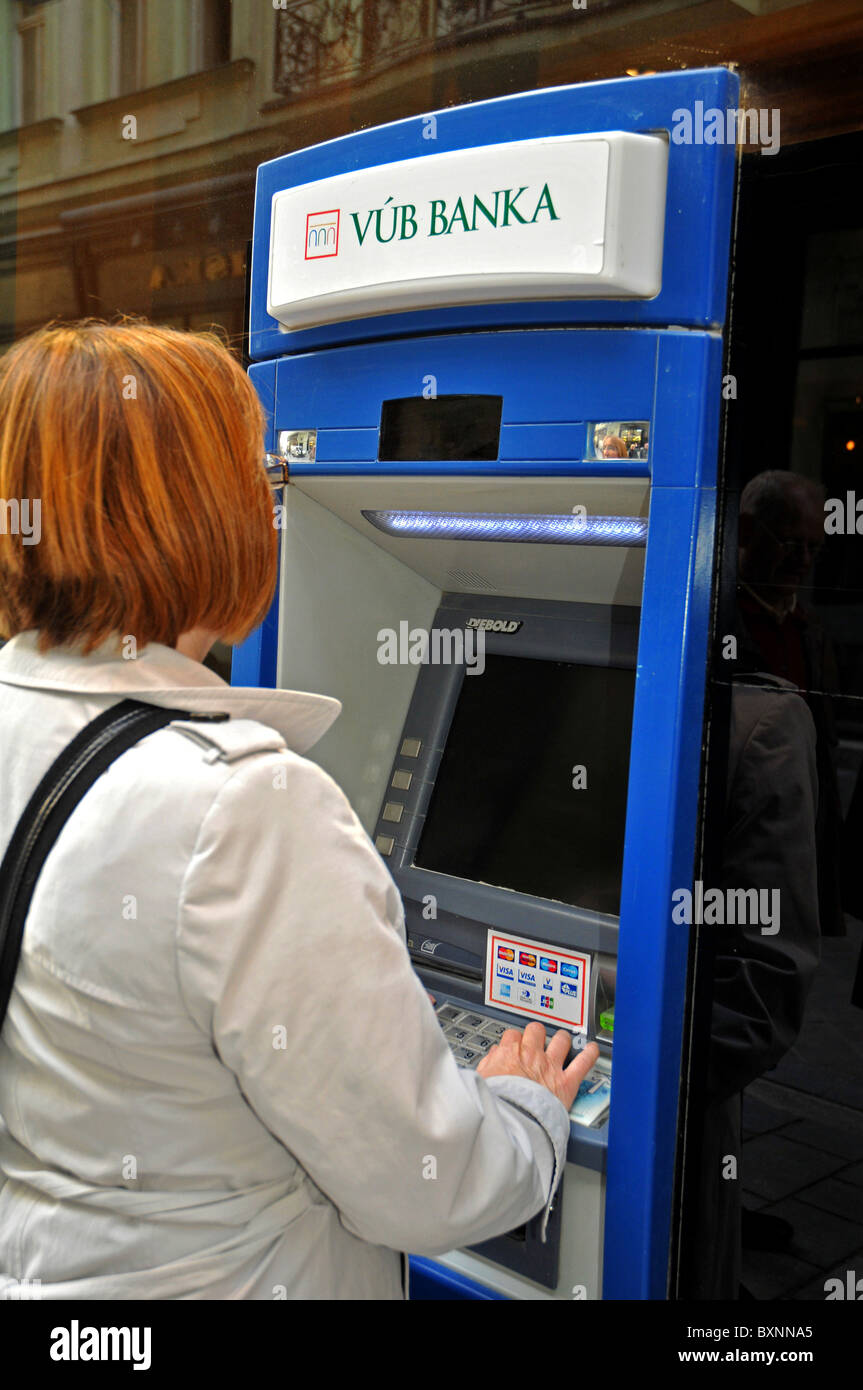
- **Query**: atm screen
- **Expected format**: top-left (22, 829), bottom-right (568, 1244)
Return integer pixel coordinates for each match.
top-left (414, 655), bottom-right (635, 914)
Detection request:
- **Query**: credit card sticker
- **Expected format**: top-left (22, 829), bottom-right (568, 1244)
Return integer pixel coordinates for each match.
top-left (484, 931), bottom-right (589, 1033)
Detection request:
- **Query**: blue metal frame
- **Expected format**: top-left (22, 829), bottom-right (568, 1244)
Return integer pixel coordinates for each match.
top-left (249, 67), bottom-right (737, 361)
top-left (603, 332), bottom-right (723, 1298)
top-left (408, 1256), bottom-right (509, 1301)
top-left (235, 70), bottom-right (738, 1300)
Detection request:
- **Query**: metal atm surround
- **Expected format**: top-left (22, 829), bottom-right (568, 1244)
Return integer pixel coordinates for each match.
top-left (268, 473), bottom-right (642, 1293)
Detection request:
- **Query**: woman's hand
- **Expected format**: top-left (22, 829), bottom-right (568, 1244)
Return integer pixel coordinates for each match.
top-left (476, 1023), bottom-right (600, 1112)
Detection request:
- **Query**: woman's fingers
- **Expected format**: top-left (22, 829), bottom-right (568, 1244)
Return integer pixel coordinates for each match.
top-left (475, 1021), bottom-right (602, 1113)
top-left (545, 1028), bottom-right (576, 1067)
top-left (559, 1042), bottom-right (601, 1110)
top-left (518, 1021), bottom-right (547, 1062)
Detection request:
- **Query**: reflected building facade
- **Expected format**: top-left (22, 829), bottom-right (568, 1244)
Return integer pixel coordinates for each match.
top-left (1, 0), bottom-right (861, 346)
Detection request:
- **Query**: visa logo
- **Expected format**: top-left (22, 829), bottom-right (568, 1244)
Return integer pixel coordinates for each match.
top-left (560, 980), bottom-right (580, 998)
top-left (497, 946), bottom-right (515, 961)
top-left (518, 970), bottom-right (536, 985)
top-left (560, 962), bottom-right (581, 980)
top-left (542, 977), bottom-right (554, 992)
top-left (519, 952), bottom-right (537, 967)
top-left (497, 964), bottom-right (514, 980)
top-left (539, 957), bottom-right (558, 973)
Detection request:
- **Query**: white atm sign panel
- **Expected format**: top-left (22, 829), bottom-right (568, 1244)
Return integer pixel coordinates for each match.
top-left (485, 931), bottom-right (590, 1034)
top-left (268, 131), bottom-right (668, 329)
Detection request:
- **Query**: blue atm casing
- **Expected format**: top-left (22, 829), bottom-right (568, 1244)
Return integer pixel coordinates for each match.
top-left (236, 68), bottom-right (738, 1299)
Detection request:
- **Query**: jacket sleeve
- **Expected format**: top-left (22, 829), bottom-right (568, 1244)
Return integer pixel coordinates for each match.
top-left (174, 748), bottom-right (570, 1255)
top-left (707, 686), bottom-right (821, 1104)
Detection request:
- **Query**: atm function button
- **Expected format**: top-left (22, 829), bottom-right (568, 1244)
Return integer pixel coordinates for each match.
top-left (400, 738), bottom-right (422, 758)
top-left (381, 802), bottom-right (404, 824)
top-left (374, 834), bottom-right (395, 856)
top-left (391, 769), bottom-right (413, 791)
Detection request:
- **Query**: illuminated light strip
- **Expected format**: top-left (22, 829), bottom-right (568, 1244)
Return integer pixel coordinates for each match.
top-left (362, 510), bottom-right (648, 547)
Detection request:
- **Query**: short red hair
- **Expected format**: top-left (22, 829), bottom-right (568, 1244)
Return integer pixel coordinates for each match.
top-left (0, 320), bottom-right (277, 653)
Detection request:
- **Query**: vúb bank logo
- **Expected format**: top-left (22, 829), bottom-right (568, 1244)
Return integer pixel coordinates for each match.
top-left (306, 209), bottom-right (340, 260)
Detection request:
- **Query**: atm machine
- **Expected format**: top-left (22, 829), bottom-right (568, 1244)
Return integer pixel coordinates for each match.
top-left (235, 68), bottom-right (738, 1299)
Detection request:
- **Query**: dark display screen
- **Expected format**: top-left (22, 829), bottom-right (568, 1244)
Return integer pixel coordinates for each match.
top-left (414, 655), bottom-right (635, 914)
top-left (378, 395), bottom-right (502, 462)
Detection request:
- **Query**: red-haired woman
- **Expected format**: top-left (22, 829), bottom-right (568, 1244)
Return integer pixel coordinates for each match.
top-left (0, 322), bottom-right (596, 1299)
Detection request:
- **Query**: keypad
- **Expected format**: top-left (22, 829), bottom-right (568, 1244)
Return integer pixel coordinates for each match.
top-left (433, 1001), bottom-right (611, 1124)
top-left (434, 999), bottom-right (592, 1082)
top-left (435, 1001), bottom-right (513, 1070)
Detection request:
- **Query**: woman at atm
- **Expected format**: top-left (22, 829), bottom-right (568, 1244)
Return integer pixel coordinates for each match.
top-left (0, 320), bottom-right (597, 1300)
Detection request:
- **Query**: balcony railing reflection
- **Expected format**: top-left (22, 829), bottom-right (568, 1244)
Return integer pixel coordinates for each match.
top-left (273, 0), bottom-right (582, 97)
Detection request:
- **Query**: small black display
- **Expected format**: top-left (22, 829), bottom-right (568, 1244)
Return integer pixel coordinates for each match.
top-left (414, 655), bottom-right (635, 914)
top-left (378, 395), bottom-right (502, 462)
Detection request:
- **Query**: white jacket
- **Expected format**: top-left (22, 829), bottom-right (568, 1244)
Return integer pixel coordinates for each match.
top-left (0, 633), bottom-right (569, 1300)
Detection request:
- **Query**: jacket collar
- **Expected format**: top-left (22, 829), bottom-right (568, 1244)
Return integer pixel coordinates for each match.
top-left (0, 632), bottom-right (341, 756)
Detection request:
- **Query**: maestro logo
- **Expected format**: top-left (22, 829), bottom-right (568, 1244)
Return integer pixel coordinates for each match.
top-left (305, 209), bottom-right (340, 260)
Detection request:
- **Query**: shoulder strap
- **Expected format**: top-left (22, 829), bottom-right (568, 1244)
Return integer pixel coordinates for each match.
top-left (0, 697), bottom-right (228, 1030)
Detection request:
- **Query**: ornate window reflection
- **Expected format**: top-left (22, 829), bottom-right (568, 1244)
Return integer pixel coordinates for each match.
top-left (273, 0), bottom-right (559, 97)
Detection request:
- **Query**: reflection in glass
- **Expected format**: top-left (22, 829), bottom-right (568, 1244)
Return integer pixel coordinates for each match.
top-left (591, 421), bottom-right (650, 461)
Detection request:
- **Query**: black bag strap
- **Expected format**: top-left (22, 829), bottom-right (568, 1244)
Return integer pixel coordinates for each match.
top-left (0, 697), bottom-right (229, 1030)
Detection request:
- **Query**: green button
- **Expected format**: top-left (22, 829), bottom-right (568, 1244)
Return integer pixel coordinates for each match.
top-left (599, 1007), bottom-right (615, 1033)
